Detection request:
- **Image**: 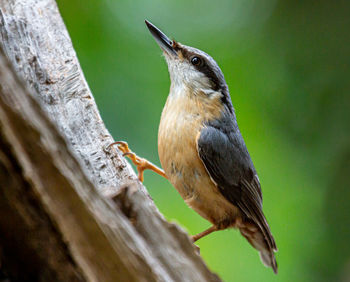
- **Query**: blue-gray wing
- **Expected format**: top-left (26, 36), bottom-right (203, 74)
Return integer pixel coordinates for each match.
top-left (197, 122), bottom-right (277, 251)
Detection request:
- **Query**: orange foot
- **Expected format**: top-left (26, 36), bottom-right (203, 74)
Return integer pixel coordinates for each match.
top-left (109, 141), bottom-right (167, 182)
top-left (192, 226), bottom-right (217, 242)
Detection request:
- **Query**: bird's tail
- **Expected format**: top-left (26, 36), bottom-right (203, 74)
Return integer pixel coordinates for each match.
top-left (239, 222), bottom-right (278, 274)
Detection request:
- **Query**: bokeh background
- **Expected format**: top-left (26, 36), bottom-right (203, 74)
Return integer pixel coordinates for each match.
top-left (57, 1), bottom-right (350, 281)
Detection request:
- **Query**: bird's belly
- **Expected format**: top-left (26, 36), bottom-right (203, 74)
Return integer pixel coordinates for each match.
top-left (158, 112), bottom-right (240, 227)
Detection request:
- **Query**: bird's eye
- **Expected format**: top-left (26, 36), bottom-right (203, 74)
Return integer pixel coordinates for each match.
top-left (191, 56), bottom-right (201, 66)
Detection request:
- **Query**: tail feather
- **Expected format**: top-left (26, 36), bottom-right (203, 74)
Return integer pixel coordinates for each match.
top-left (259, 248), bottom-right (278, 274)
top-left (239, 223), bottom-right (278, 274)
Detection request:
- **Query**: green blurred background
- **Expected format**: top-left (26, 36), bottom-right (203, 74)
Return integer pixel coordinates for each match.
top-left (57, 1), bottom-right (350, 281)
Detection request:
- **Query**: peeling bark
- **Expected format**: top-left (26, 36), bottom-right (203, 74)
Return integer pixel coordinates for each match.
top-left (0, 0), bottom-right (221, 281)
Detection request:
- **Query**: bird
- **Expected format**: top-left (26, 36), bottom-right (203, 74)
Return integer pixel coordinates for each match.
top-left (110, 20), bottom-right (278, 273)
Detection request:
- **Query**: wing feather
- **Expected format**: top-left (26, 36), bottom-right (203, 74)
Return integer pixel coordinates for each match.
top-left (197, 124), bottom-right (277, 251)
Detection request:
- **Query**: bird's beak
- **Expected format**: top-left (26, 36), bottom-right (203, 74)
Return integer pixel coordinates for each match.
top-left (145, 20), bottom-right (178, 57)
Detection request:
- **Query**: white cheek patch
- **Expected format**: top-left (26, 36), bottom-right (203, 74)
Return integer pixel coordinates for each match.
top-left (166, 58), bottom-right (213, 94)
top-left (202, 89), bottom-right (217, 97)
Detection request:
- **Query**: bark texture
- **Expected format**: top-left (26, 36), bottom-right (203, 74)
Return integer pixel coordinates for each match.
top-left (0, 0), bottom-right (221, 281)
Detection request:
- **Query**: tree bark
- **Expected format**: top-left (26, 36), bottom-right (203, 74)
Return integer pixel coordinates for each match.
top-left (0, 0), bottom-right (220, 281)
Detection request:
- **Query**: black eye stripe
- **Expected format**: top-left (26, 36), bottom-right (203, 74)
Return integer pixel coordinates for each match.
top-left (185, 51), bottom-right (222, 91)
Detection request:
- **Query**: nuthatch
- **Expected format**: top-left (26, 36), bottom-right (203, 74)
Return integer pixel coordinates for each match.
top-left (110, 20), bottom-right (278, 273)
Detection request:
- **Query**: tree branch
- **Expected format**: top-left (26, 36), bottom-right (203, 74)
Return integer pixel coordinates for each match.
top-left (0, 0), bottom-right (220, 281)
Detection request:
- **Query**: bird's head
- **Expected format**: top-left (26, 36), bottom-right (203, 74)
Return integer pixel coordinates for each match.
top-left (145, 20), bottom-right (230, 101)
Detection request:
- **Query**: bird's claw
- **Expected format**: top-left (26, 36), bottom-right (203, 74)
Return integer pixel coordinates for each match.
top-left (108, 141), bottom-right (167, 182)
top-left (108, 141), bottom-right (147, 182)
top-left (108, 141), bottom-right (130, 154)
top-left (123, 152), bottom-right (143, 166)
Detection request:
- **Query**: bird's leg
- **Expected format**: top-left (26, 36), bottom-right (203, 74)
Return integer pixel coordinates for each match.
top-left (108, 141), bottom-right (167, 182)
top-left (192, 226), bottom-right (217, 242)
